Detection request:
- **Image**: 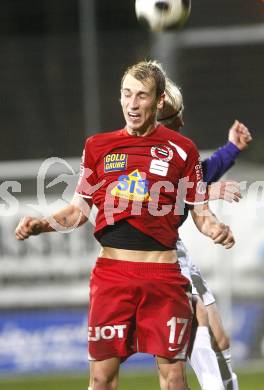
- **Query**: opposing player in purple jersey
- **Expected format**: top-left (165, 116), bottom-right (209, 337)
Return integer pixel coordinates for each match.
top-left (157, 76), bottom-right (252, 390)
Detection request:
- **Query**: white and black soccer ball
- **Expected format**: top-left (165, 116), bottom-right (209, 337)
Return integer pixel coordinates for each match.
top-left (135, 0), bottom-right (191, 32)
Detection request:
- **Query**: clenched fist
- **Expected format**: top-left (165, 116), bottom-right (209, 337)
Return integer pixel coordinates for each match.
top-left (228, 120), bottom-right (253, 151)
top-left (15, 217), bottom-right (47, 240)
top-left (209, 223), bottom-right (235, 249)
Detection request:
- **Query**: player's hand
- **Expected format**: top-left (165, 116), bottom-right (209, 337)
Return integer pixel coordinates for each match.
top-left (228, 120), bottom-right (253, 151)
top-left (208, 181), bottom-right (242, 203)
top-left (209, 223), bottom-right (235, 249)
top-left (15, 217), bottom-right (44, 240)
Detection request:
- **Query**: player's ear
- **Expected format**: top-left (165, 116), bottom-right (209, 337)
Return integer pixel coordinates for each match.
top-left (157, 92), bottom-right (165, 110)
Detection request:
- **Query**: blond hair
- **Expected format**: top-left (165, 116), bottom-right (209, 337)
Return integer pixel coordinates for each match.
top-left (158, 78), bottom-right (184, 124)
top-left (121, 60), bottom-right (166, 98)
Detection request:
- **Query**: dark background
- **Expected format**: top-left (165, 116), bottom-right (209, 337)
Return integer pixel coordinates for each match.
top-left (1, 0), bottom-right (263, 162)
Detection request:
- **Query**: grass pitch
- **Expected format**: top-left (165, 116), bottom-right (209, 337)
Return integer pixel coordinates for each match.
top-left (0, 370), bottom-right (264, 389)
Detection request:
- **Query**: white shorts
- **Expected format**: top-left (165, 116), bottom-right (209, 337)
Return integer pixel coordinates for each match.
top-left (177, 239), bottom-right (198, 296)
top-left (190, 264), bottom-right (215, 306)
top-left (177, 239), bottom-right (215, 306)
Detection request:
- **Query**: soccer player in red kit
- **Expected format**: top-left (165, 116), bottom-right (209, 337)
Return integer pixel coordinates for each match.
top-left (15, 61), bottom-right (234, 390)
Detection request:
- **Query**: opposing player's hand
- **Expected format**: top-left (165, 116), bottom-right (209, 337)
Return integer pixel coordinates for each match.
top-left (209, 223), bottom-right (235, 249)
top-left (228, 120), bottom-right (253, 151)
top-left (209, 181), bottom-right (242, 203)
top-left (15, 217), bottom-right (44, 240)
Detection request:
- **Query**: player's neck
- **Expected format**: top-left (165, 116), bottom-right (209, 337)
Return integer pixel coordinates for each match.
top-left (126, 122), bottom-right (158, 137)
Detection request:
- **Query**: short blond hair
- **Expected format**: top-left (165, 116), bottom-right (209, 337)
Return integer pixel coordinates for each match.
top-left (121, 60), bottom-right (166, 98)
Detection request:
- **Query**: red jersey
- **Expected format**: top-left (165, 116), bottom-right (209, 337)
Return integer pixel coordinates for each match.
top-left (75, 124), bottom-right (208, 248)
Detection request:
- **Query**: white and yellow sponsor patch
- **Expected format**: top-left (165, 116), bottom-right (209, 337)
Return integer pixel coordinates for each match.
top-left (111, 169), bottom-right (151, 201)
top-left (104, 153), bottom-right (127, 172)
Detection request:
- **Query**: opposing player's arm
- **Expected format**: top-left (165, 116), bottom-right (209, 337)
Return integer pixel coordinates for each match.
top-left (190, 203), bottom-right (235, 249)
top-left (208, 180), bottom-right (242, 203)
top-left (202, 120), bottom-right (253, 183)
top-left (15, 193), bottom-right (92, 241)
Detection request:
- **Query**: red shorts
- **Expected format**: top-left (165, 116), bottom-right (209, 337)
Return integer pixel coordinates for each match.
top-left (88, 258), bottom-right (193, 361)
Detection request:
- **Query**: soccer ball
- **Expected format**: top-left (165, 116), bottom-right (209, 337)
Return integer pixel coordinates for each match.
top-left (135, 0), bottom-right (191, 32)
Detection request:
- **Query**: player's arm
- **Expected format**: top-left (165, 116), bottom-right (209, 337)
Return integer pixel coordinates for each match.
top-left (15, 193), bottom-right (92, 240)
top-left (15, 136), bottom-right (99, 241)
top-left (191, 203), bottom-right (235, 249)
top-left (202, 120), bottom-right (252, 183)
top-left (182, 138), bottom-right (233, 249)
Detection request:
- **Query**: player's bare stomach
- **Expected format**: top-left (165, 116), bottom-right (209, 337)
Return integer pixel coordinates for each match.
top-left (99, 247), bottom-right (178, 263)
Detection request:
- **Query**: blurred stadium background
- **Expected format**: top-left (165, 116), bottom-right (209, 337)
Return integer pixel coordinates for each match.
top-left (0, 0), bottom-right (264, 389)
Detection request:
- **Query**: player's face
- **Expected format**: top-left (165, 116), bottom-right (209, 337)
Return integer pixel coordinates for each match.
top-left (121, 74), bottom-right (164, 135)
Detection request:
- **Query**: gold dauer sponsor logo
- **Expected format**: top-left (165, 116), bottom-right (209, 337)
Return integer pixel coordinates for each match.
top-left (104, 153), bottom-right (128, 172)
